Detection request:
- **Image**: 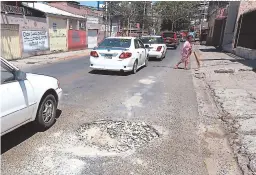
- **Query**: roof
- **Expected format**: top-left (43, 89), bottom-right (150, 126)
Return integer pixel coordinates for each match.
top-left (23, 2), bottom-right (86, 19)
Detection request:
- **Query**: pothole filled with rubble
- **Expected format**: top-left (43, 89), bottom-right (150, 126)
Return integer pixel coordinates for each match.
top-left (76, 120), bottom-right (160, 153)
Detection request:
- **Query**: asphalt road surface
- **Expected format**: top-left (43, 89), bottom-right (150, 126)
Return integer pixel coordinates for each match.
top-left (1, 46), bottom-right (208, 175)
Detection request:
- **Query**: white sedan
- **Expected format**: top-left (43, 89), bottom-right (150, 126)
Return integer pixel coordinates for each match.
top-left (90, 37), bottom-right (148, 74)
top-left (140, 36), bottom-right (167, 61)
top-left (0, 57), bottom-right (63, 136)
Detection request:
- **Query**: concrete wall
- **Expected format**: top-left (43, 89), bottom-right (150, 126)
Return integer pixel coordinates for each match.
top-left (222, 1), bottom-right (240, 52)
top-left (233, 1), bottom-right (256, 59)
top-left (233, 1), bottom-right (256, 47)
top-left (237, 1), bottom-right (256, 19)
top-left (1, 14), bottom-right (50, 58)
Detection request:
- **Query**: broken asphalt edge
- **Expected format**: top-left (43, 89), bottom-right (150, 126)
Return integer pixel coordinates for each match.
top-left (193, 46), bottom-right (255, 175)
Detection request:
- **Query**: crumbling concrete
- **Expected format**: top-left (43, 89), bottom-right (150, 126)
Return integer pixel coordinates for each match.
top-left (192, 45), bottom-right (256, 175)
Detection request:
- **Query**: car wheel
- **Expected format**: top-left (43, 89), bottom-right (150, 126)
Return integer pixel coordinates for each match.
top-left (35, 94), bottom-right (57, 130)
top-left (132, 60), bottom-right (138, 74)
top-left (174, 46), bottom-right (177, 49)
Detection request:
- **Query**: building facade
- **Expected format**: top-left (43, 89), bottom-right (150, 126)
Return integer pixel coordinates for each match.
top-left (232, 1), bottom-right (256, 59)
top-left (206, 1), bottom-right (256, 59)
top-left (1, 2), bottom-right (50, 59)
top-left (48, 2), bottom-right (104, 48)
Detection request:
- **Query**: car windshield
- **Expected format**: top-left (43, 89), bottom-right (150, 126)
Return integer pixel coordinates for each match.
top-left (140, 37), bottom-right (164, 44)
top-left (98, 38), bottom-right (131, 48)
top-left (162, 33), bottom-right (175, 38)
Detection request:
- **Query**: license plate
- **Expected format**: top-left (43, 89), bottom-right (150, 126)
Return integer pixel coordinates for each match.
top-left (104, 54), bottom-right (112, 59)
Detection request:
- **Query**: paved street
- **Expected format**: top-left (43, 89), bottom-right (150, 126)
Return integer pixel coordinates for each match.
top-left (1, 46), bottom-right (210, 175)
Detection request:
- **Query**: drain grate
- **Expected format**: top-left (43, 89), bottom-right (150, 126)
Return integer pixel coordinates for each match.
top-left (76, 120), bottom-right (160, 152)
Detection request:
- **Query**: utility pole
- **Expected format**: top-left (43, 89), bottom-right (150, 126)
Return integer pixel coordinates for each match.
top-left (151, 2), bottom-right (154, 35)
top-left (142, 1), bottom-right (146, 35)
top-left (105, 2), bottom-right (108, 37)
top-left (108, 2), bottom-right (111, 37)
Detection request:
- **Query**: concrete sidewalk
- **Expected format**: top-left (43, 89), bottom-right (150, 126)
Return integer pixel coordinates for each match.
top-left (10, 49), bottom-right (92, 70)
top-left (192, 45), bottom-right (256, 175)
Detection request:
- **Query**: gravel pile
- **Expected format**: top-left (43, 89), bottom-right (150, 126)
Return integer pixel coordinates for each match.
top-left (76, 120), bottom-right (160, 152)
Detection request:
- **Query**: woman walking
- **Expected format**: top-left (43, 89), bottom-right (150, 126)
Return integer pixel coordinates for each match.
top-left (174, 35), bottom-right (193, 70)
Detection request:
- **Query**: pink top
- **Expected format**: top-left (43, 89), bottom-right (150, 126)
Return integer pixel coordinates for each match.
top-left (181, 41), bottom-right (192, 61)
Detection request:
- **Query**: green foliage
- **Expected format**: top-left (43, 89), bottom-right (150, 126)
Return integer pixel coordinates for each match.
top-left (154, 1), bottom-right (200, 31)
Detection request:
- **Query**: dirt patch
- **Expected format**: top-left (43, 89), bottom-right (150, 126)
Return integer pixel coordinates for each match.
top-left (76, 120), bottom-right (160, 153)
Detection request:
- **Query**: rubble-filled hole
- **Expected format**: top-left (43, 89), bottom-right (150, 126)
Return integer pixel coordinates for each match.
top-left (76, 120), bottom-right (160, 153)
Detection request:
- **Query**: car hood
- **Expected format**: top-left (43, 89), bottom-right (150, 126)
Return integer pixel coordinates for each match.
top-left (26, 73), bottom-right (58, 89)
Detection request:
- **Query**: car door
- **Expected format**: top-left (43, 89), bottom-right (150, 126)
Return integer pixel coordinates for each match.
top-left (138, 40), bottom-right (146, 64)
top-left (0, 61), bottom-right (35, 135)
top-left (134, 39), bottom-right (142, 65)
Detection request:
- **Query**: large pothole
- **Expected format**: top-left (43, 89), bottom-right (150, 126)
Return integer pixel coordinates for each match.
top-left (76, 120), bottom-right (160, 153)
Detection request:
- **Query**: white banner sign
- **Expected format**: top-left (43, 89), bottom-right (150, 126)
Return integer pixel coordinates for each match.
top-left (22, 30), bottom-right (49, 51)
top-left (87, 17), bottom-right (99, 24)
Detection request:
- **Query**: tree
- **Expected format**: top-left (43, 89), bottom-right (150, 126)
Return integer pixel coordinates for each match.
top-left (154, 1), bottom-right (200, 31)
top-left (105, 1), bottom-right (153, 35)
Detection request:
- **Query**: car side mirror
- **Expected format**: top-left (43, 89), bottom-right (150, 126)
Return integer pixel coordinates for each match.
top-left (145, 45), bottom-right (149, 48)
top-left (15, 70), bottom-right (27, 81)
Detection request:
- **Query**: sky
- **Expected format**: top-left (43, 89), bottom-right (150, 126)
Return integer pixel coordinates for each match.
top-left (79, 1), bottom-right (155, 7)
top-left (79, 1), bottom-right (99, 7)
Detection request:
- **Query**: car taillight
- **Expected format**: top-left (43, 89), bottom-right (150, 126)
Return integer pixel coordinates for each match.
top-left (90, 51), bottom-right (99, 57)
top-left (157, 46), bottom-right (162, 51)
top-left (119, 52), bottom-right (132, 59)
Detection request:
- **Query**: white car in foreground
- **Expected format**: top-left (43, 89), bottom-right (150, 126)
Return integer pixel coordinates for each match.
top-left (90, 37), bottom-right (148, 74)
top-left (0, 57), bottom-right (63, 136)
top-left (140, 36), bottom-right (167, 61)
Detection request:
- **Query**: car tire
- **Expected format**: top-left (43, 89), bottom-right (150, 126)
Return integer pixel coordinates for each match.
top-left (35, 94), bottom-right (57, 130)
top-left (163, 52), bottom-right (166, 58)
top-left (132, 60), bottom-right (138, 74)
top-left (174, 46), bottom-right (177, 49)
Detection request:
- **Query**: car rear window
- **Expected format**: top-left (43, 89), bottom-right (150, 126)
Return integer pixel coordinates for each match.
top-left (140, 37), bottom-right (164, 44)
top-left (162, 33), bottom-right (175, 38)
top-left (98, 38), bottom-right (131, 48)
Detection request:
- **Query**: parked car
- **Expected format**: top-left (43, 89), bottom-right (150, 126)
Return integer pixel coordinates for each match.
top-left (140, 35), bottom-right (167, 61)
top-left (161, 31), bottom-right (179, 49)
top-left (90, 37), bottom-right (148, 74)
top-left (0, 57), bottom-right (63, 136)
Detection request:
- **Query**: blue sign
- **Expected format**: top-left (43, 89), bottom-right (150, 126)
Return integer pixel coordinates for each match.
top-left (97, 1), bottom-right (104, 10)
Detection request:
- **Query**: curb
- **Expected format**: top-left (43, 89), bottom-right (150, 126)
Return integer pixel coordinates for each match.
top-left (56, 52), bottom-right (90, 61)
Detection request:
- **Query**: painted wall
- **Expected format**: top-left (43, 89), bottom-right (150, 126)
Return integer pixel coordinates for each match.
top-left (1, 24), bottom-right (21, 60)
top-left (48, 16), bottom-right (67, 52)
top-left (68, 30), bottom-right (86, 50)
top-left (1, 14), bottom-right (50, 58)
